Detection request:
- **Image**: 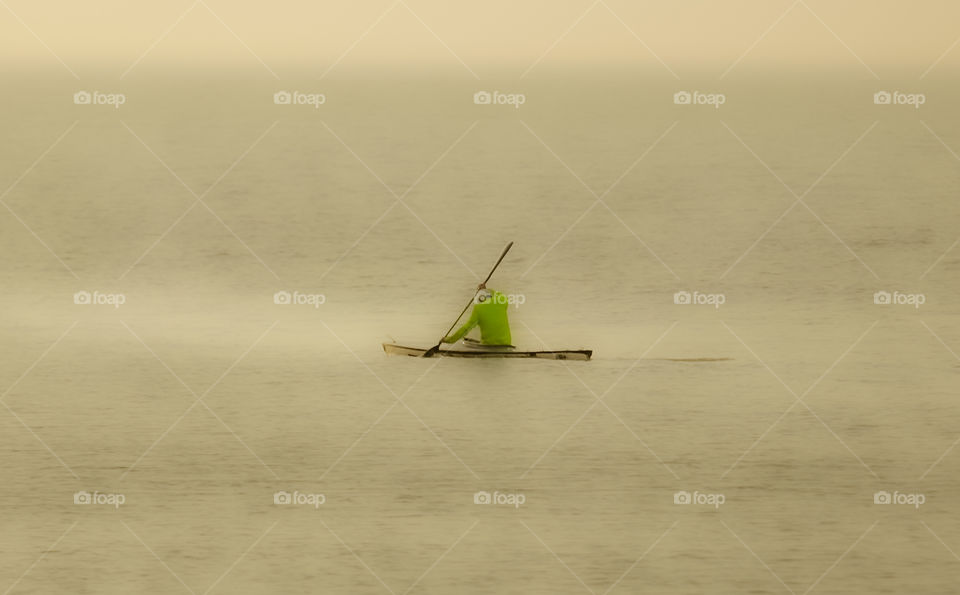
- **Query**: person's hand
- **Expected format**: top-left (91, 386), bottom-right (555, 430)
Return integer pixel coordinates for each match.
top-left (477, 282), bottom-right (486, 291)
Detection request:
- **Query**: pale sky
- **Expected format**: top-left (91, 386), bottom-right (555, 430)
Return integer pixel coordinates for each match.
top-left (2, 1), bottom-right (959, 77)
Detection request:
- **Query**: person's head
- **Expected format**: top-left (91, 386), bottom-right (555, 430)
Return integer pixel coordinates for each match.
top-left (475, 289), bottom-right (493, 304)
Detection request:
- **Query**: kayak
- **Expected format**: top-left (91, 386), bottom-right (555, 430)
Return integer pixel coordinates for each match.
top-left (382, 343), bottom-right (592, 361)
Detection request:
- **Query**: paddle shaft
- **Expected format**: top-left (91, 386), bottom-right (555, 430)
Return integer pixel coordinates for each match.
top-left (422, 242), bottom-right (513, 357)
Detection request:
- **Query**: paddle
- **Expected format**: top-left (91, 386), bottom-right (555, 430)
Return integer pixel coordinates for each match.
top-left (422, 241), bottom-right (514, 358)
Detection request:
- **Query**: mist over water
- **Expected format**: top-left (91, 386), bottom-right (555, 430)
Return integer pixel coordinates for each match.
top-left (3, 65), bottom-right (960, 593)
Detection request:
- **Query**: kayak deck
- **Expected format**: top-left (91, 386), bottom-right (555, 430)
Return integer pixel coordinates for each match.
top-left (383, 343), bottom-right (592, 361)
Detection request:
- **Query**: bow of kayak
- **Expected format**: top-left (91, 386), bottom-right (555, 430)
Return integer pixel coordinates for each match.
top-left (382, 343), bottom-right (592, 361)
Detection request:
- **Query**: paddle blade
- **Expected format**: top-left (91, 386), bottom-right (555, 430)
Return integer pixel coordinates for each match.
top-left (421, 342), bottom-right (442, 358)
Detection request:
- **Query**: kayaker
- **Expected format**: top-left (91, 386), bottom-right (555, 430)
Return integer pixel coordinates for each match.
top-left (443, 283), bottom-right (513, 346)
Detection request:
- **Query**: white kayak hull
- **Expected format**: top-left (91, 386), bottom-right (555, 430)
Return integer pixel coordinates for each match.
top-left (382, 343), bottom-right (592, 361)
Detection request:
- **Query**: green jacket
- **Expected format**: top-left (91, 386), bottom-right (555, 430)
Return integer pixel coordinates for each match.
top-left (444, 290), bottom-right (512, 345)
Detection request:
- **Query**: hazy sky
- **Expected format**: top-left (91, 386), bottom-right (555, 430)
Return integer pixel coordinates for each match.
top-left (2, 1), bottom-right (959, 76)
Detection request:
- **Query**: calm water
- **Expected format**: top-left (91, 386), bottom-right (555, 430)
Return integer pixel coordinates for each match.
top-left (2, 70), bottom-right (960, 593)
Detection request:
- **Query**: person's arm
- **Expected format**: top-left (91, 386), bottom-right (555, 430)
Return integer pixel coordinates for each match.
top-left (443, 306), bottom-right (480, 343)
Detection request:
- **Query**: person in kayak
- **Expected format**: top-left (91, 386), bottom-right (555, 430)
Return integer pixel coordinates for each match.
top-left (443, 283), bottom-right (513, 346)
